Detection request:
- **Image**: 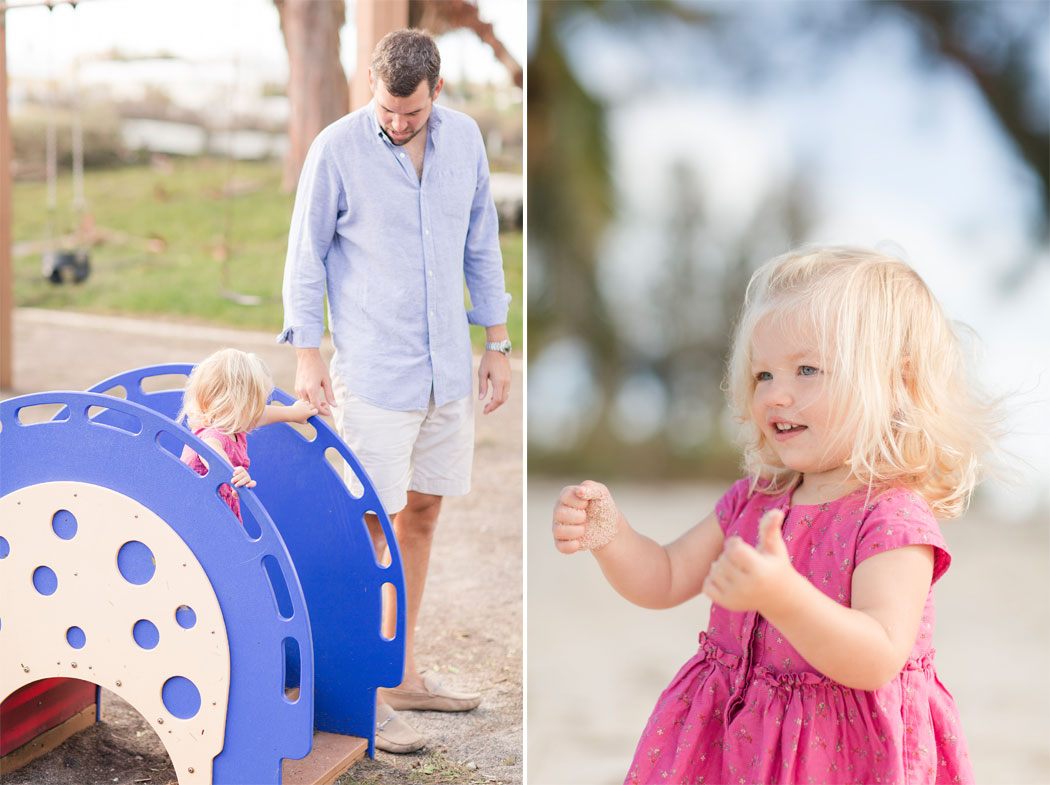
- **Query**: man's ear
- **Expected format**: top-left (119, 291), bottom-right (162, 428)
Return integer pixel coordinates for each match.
top-left (431, 77), bottom-right (444, 101)
top-left (368, 68), bottom-right (375, 93)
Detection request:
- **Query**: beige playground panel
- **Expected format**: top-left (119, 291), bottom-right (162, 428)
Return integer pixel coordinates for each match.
top-left (0, 481), bottom-right (231, 784)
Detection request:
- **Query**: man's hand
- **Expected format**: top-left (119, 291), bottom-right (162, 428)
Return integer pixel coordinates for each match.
top-left (478, 350), bottom-right (511, 415)
top-left (295, 347), bottom-right (336, 416)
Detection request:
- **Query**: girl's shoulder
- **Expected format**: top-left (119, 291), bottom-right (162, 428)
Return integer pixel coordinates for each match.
top-left (195, 425), bottom-right (242, 448)
top-left (843, 485), bottom-right (937, 522)
top-left (839, 486), bottom-right (952, 582)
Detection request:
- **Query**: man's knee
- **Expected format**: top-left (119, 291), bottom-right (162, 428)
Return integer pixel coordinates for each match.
top-left (398, 492), bottom-right (443, 538)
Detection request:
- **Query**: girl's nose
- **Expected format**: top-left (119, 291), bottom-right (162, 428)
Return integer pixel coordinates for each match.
top-left (761, 378), bottom-right (793, 407)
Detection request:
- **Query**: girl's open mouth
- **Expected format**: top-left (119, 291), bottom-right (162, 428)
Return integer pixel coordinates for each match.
top-left (773, 422), bottom-right (807, 440)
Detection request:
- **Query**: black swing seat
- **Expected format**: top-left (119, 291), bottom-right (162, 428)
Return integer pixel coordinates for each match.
top-left (42, 249), bottom-right (91, 284)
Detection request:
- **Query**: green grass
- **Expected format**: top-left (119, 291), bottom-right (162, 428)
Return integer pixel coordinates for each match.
top-left (12, 158), bottom-right (523, 350)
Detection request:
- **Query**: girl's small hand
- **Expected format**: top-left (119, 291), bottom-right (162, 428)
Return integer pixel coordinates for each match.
top-left (702, 509), bottom-right (796, 612)
top-left (552, 484), bottom-right (590, 554)
top-left (231, 466), bottom-right (256, 489)
top-left (289, 398), bottom-right (318, 422)
top-left (552, 480), bottom-right (621, 554)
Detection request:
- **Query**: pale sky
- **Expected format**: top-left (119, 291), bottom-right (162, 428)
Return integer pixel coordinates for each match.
top-left (5, 0), bottom-right (525, 87)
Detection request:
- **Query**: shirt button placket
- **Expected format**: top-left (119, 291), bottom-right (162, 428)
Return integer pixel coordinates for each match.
top-left (421, 197), bottom-right (438, 403)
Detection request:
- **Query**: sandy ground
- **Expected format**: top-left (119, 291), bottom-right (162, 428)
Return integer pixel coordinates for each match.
top-left (0, 307), bottom-right (523, 785)
top-left (527, 479), bottom-right (1050, 785)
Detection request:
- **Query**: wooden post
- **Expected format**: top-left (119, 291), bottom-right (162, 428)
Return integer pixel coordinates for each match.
top-left (349, 0), bottom-right (409, 111)
top-left (0, 9), bottom-right (12, 391)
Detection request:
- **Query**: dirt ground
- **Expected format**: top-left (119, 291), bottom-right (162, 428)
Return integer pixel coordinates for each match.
top-left (0, 307), bottom-right (523, 785)
top-left (528, 479), bottom-right (1050, 785)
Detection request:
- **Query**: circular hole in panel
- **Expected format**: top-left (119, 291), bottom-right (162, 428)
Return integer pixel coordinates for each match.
top-left (117, 541), bottom-right (156, 585)
top-left (66, 626), bottom-right (86, 649)
top-left (161, 676), bottom-right (201, 719)
top-left (32, 566), bottom-right (58, 595)
top-left (0, 536), bottom-right (9, 559)
top-left (175, 605), bottom-right (197, 630)
top-left (51, 509), bottom-right (78, 540)
top-left (133, 619), bottom-right (160, 650)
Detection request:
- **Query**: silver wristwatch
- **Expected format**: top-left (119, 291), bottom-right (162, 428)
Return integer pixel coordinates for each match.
top-left (485, 339), bottom-right (512, 356)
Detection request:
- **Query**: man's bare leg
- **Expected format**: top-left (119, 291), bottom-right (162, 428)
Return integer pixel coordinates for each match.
top-left (366, 490), bottom-right (442, 691)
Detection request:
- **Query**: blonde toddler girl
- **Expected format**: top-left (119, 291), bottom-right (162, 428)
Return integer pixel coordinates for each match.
top-left (179, 348), bottom-right (317, 521)
top-left (553, 247), bottom-right (999, 784)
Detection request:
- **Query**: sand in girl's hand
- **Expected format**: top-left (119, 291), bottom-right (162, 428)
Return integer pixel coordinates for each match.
top-left (577, 484), bottom-right (618, 550)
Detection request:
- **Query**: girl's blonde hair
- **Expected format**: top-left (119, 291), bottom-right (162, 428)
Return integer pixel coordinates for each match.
top-left (179, 349), bottom-right (272, 436)
top-left (725, 246), bottom-right (1000, 519)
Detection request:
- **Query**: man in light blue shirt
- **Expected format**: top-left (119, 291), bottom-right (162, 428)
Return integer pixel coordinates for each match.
top-left (279, 29), bottom-right (512, 754)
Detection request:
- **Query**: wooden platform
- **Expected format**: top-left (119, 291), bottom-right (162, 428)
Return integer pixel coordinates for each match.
top-left (282, 731), bottom-right (368, 785)
top-left (1, 717), bottom-right (367, 785)
top-left (0, 704), bottom-right (95, 775)
top-left (0, 690), bottom-right (365, 785)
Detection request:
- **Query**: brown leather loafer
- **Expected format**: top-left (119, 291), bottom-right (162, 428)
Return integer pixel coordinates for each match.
top-left (381, 672), bottom-right (482, 712)
top-left (375, 703), bottom-right (426, 754)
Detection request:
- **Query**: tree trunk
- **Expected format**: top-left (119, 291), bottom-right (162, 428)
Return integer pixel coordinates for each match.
top-left (275, 0), bottom-right (350, 192)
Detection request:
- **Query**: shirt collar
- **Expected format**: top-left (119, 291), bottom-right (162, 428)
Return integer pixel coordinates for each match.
top-left (368, 99), bottom-right (444, 147)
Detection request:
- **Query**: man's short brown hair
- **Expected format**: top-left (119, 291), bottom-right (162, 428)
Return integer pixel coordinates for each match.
top-left (371, 29), bottom-right (441, 97)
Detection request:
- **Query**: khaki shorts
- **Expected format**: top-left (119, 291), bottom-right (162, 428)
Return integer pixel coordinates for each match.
top-left (331, 375), bottom-right (474, 516)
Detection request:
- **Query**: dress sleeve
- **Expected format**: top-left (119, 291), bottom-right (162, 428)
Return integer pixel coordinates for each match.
top-left (197, 427), bottom-right (236, 461)
top-left (856, 489), bottom-right (952, 583)
top-left (714, 478), bottom-right (754, 535)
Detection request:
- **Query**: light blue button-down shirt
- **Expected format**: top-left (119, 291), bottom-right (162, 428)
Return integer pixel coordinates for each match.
top-left (278, 101), bottom-right (510, 411)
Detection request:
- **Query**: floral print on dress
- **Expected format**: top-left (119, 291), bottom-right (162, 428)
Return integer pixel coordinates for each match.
top-left (625, 480), bottom-right (972, 785)
top-left (185, 426), bottom-right (250, 522)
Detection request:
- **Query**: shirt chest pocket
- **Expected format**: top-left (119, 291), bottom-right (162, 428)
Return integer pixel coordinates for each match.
top-left (432, 165), bottom-right (477, 219)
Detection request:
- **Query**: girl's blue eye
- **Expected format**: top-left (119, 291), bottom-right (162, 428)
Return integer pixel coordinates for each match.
top-left (799, 365), bottom-right (820, 376)
top-left (755, 371), bottom-right (772, 382)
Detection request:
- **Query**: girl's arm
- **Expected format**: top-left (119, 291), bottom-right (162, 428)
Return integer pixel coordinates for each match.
top-left (255, 399), bottom-right (318, 428)
top-left (194, 436), bottom-right (255, 489)
top-left (703, 509), bottom-right (933, 690)
top-left (553, 482), bottom-right (725, 610)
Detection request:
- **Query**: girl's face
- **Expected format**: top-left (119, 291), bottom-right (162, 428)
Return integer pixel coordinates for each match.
top-left (749, 314), bottom-right (855, 494)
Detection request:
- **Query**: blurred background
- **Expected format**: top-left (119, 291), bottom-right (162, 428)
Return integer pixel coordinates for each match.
top-left (526, 2), bottom-right (1049, 784)
top-left (2, 0), bottom-right (523, 348)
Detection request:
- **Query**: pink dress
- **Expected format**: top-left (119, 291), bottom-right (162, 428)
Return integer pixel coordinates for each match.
top-left (184, 426), bottom-right (249, 522)
top-left (625, 479), bottom-right (973, 785)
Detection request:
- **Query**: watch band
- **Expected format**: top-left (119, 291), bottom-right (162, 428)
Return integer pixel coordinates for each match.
top-left (485, 340), bottom-right (512, 356)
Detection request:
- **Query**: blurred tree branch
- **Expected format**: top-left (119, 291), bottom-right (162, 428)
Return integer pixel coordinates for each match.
top-left (895, 0), bottom-right (1048, 247)
top-left (527, 1), bottom-right (618, 393)
top-left (410, 0), bottom-right (522, 88)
